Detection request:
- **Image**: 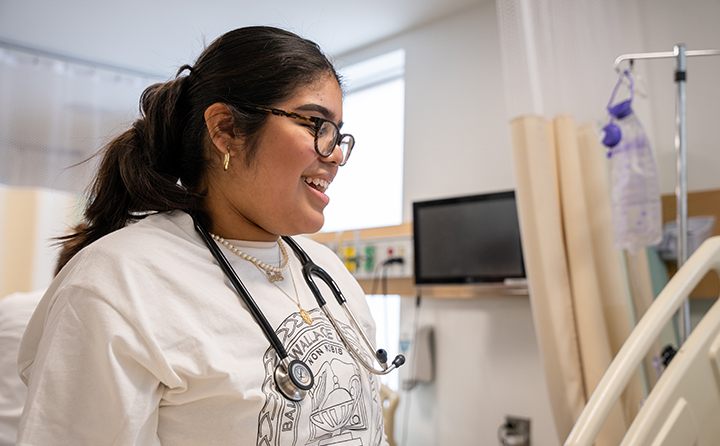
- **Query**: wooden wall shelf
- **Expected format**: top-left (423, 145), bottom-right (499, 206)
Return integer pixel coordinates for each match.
top-left (353, 277), bottom-right (529, 298)
top-left (416, 283), bottom-right (529, 298)
top-left (356, 277), bottom-right (417, 297)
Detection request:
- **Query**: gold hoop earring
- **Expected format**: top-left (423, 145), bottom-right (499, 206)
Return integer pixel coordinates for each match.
top-left (223, 151), bottom-right (230, 171)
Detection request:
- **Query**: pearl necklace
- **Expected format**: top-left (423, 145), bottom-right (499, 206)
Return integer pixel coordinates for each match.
top-left (210, 233), bottom-right (289, 283)
top-left (211, 233), bottom-right (312, 325)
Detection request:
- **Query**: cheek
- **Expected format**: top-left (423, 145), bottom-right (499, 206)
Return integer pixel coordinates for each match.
top-left (263, 130), bottom-right (315, 165)
top-left (252, 154), bottom-right (303, 200)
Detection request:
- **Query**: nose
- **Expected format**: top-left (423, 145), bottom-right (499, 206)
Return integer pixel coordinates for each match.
top-left (323, 141), bottom-right (345, 165)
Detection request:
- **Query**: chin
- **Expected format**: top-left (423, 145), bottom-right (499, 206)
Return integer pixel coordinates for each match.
top-left (303, 213), bottom-right (325, 235)
top-left (284, 213), bottom-right (324, 236)
top-left (306, 219), bottom-right (325, 235)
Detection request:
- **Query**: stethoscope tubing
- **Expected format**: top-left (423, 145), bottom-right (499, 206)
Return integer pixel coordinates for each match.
top-left (194, 219), bottom-right (290, 360)
top-left (194, 217), bottom-right (403, 378)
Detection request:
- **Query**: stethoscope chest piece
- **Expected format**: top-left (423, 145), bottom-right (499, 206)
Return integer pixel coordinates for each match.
top-left (275, 359), bottom-right (314, 401)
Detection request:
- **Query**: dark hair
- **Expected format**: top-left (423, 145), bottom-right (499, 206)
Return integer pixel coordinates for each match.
top-left (55, 223), bottom-right (89, 275)
top-left (60, 26), bottom-right (340, 262)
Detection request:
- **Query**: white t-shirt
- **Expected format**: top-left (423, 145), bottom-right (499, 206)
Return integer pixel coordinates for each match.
top-left (17, 211), bottom-right (387, 446)
top-left (0, 289), bottom-right (45, 446)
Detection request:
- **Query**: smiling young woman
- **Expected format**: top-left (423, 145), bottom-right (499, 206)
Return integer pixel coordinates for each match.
top-left (16, 27), bottom-right (391, 446)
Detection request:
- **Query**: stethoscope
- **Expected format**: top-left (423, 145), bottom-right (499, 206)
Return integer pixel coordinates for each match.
top-left (193, 218), bottom-right (405, 401)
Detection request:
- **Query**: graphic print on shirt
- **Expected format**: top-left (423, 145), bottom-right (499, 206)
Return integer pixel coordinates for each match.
top-left (256, 309), bottom-right (384, 446)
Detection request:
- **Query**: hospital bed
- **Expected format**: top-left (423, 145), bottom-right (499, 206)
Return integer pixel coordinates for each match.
top-left (564, 236), bottom-right (720, 446)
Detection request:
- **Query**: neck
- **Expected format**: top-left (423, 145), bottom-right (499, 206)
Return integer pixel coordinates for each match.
top-left (213, 223), bottom-right (279, 242)
top-left (203, 197), bottom-right (278, 243)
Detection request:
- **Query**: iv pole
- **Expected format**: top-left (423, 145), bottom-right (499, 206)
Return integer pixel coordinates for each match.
top-left (613, 45), bottom-right (720, 344)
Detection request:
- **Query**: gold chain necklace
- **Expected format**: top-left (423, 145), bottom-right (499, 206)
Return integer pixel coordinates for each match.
top-left (210, 233), bottom-right (289, 283)
top-left (211, 234), bottom-right (312, 324)
top-left (273, 262), bottom-right (313, 325)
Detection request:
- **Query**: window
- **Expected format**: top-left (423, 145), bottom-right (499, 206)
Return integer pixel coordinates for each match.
top-left (321, 49), bottom-right (406, 233)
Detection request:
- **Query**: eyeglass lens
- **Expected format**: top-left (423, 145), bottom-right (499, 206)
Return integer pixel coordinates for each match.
top-left (317, 121), bottom-right (354, 164)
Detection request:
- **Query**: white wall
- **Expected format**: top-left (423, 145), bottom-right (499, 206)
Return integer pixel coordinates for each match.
top-left (338, 3), bottom-right (559, 445)
top-left (397, 296), bottom-right (559, 446)
top-left (637, 0), bottom-right (720, 194)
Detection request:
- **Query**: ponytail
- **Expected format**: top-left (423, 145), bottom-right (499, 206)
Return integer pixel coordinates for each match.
top-left (60, 75), bottom-right (208, 261)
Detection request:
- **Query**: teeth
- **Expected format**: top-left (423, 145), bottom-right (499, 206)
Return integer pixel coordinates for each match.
top-left (304, 177), bottom-right (329, 193)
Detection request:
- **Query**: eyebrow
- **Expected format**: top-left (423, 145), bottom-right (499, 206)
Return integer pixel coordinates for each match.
top-left (295, 104), bottom-right (344, 128)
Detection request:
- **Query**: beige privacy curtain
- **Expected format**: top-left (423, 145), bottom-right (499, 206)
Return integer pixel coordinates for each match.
top-left (511, 116), bottom-right (649, 444)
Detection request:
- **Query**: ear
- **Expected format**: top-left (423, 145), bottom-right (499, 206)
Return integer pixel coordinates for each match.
top-left (204, 103), bottom-right (236, 155)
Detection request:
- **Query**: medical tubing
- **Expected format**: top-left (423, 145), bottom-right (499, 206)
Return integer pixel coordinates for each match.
top-left (193, 219), bottom-right (289, 359)
top-left (301, 265), bottom-right (333, 306)
top-left (320, 306), bottom-right (398, 376)
top-left (340, 301), bottom-right (390, 370)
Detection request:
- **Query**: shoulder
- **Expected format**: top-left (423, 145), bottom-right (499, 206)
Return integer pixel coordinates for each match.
top-left (50, 211), bottom-right (214, 311)
top-left (18, 212), bottom-right (214, 382)
top-left (86, 210), bottom-right (200, 257)
top-left (68, 211), bottom-right (205, 277)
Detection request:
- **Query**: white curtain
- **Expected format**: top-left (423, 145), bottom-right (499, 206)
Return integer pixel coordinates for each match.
top-left (0, 44), bottom-right (160, 296)
top-left (0, 44), bottom-right (160, 194)
top-left (496, 0), bottom-right (646, 122)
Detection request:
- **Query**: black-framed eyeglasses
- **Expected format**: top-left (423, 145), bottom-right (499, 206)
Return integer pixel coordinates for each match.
top-left (238, 104), bottom-right (355, 166)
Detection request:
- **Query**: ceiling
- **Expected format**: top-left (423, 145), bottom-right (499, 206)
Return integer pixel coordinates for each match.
top-left (0, 0), bottom-right (485, 77)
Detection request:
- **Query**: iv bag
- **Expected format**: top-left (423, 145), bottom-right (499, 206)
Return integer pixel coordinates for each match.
top-left (603, 71), bottom-right (662, 252)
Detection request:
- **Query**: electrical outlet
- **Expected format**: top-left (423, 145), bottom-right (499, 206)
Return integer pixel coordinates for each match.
top-left (375, 237), bottom-right (413, 278)
top-left (331, 235), bottom-right (413, 280)
top-left (502, 416), bottom-right (530, 446)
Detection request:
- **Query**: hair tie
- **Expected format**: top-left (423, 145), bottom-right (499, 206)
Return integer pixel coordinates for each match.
top-left (132, 118), bottom-right (146, 134)
top-left (176, 64), bottom-right (194, 77)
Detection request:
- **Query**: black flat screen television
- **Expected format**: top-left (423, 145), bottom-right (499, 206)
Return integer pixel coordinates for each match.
top-left (412, 191), bottom-right (525, 285)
